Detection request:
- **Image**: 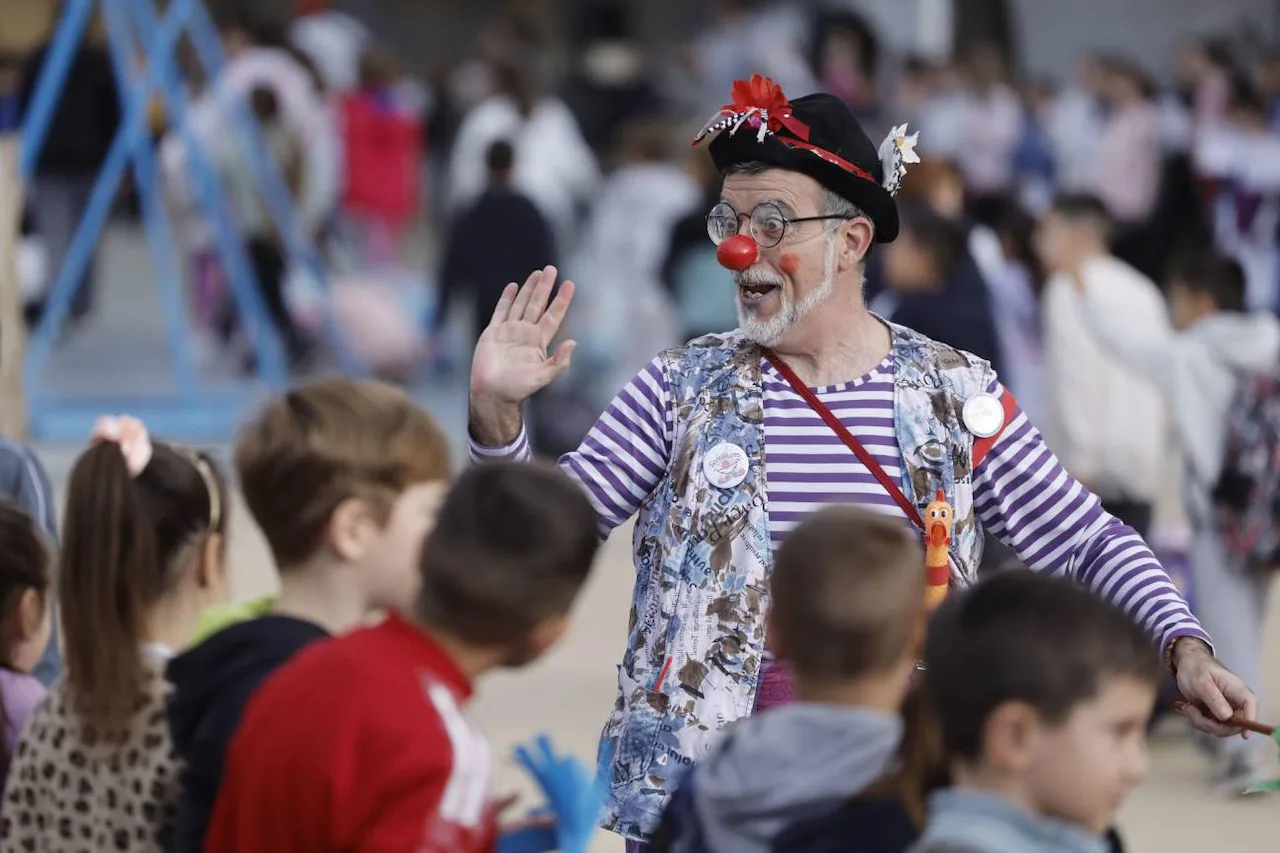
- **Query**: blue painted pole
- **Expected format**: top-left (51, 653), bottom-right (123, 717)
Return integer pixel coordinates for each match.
top-left (126, 0), bottom-right (288, 388)
top-left (180, 0), bottom-right (370, 378)
top-left (100, 0), bottom-right (200, 400)
top-left (22, 0), bottom-right (232, 393)
top-left (18, 0), bottom-right (95, 180)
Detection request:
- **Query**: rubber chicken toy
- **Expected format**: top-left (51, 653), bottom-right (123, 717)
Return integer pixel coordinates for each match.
top-left (923, 488), bottom-right (953, 609)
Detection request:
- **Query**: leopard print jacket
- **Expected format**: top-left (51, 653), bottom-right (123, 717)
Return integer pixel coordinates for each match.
top-left (0, 660), bottom-right (181, 852)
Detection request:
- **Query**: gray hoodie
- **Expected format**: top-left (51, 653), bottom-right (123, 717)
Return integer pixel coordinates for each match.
top-left (1080, 297), bottom-right (1280, 521)
top-left (681, 704), bottom-right (902, 853)
top-left (911, 789), bottom-right (1110, 853)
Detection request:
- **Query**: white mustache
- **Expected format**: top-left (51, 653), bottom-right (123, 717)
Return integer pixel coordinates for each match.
top-left (734, 267), bottom-right (784, 288)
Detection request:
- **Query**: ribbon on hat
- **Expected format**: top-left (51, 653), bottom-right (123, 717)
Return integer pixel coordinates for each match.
top-left (91, 415), bottom-right (154, 478)
top-left (878, 123), bottom-right (920, 197)
top-left (693, 73), bottom-right (811, 146)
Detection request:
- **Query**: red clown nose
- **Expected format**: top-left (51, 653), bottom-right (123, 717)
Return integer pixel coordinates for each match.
top-left (716, 234), bottom-right (758, 271)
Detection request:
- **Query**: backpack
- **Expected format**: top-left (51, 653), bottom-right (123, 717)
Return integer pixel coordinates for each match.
top-left (1211, 366), bottom-right (1280, 573)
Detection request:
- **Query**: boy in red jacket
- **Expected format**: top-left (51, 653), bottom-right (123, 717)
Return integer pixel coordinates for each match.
top-left (203, 461), bottom-right (601, 852)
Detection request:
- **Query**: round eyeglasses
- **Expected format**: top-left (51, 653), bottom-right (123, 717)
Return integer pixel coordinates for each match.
top-left (705, 201), bottom-right (853, 249)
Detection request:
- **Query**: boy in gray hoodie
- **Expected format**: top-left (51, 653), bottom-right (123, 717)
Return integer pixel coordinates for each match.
top-left (1074, 251), bottom-right (1279, 791)
top-left (913, 571), bottom-right (1162, 853)
top-left (648, 506), bottom-right (928, 853)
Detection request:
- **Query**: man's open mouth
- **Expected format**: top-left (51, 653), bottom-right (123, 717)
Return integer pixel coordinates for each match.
top-left (738, 282), bottom-right (781, 303)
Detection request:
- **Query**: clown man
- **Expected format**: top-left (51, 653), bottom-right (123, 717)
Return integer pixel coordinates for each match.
top-left (466, 75), bottom-right (1256, 848)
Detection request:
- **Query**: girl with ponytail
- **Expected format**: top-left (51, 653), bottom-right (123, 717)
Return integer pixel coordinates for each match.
top-left (2, 417), bottom-right (229, 853)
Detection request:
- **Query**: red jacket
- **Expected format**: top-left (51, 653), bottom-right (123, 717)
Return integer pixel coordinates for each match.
top-left (204, 614), bottom-right (496, 853)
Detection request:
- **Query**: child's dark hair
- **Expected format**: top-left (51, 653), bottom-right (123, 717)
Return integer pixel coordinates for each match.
top-left (923, 571), bottom-right (1163, 765)
top-left (1050, 192), bottom-right (1113, 241)
top-left (60, 437), bottom-right (227, 733)
top-left (417, 462), bottom-right (599, 647)
top-left (249, 85), bottom-right (280, 124)
top-left (900, 202), bottom-right (965, 284)
top-left (0, 500), bottom-right (51, 769)
top-left (486, 139), bottom-right (515, 175)
top-left (770, 506), bottom-right (924, 680)
top-left (1168, 251), bottom-right (1247, 313)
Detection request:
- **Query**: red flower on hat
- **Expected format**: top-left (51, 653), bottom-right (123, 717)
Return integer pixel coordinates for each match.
top-left (692, 73), bottom-right (810, 146)
top-left (724, 74), bottom-right (811, 141)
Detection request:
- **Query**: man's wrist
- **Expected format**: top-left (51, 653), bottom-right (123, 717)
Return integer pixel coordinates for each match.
top-left (1165, 635), bottom-right (1213, 678)
top-left (468, 395), bottom-right (524, 448)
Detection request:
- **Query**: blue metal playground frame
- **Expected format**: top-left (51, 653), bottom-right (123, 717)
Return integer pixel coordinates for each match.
top-left (17, 0), bottom-right (367, 442)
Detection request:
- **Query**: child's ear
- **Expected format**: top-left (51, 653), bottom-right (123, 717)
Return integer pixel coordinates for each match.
top-left (328, 498), bottom-right (379, 563)
top-left (505, 616), bottom-right (570, 669)
top-left (16, 588), bottom-right (43, 642)
top-left (197, 532), bottom-right (228, 590)
top-left (982, 700), bottom-right (1040, 773)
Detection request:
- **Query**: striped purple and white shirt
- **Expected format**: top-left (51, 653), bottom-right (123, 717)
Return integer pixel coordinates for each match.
top-left (471, 354), bottom-right (1209, 652)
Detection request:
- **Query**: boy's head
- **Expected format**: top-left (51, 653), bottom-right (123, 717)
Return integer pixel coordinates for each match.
top-left (923, 571), bottom-right (1162, 834)
top-left (886, 203), bottom-right (964, 294)
top-left (769, 506), bottom-right (926, 700)
top-left (416, 461), bottom-right (598, 668)
top-left (235, 378), bottom-right (452, 610)
top-left (249, 85), bottom-right (280, 125)
top-left (1035, 194), bottom-right (1111, 274)
top-left (486, 139), bottom-right (516, 188)
top-left (1167, 251), bottom-right (1247, 329)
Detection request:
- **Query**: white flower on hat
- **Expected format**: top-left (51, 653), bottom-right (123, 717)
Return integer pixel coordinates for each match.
top-left (878, 123), bottom-right (920, 197)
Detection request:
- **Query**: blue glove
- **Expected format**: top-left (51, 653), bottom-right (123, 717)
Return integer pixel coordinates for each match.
top-left (512, 734), bottom-right (606, 853)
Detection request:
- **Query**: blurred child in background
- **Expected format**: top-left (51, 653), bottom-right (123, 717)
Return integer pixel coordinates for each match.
top-left (881, 202), bottom-right (1005, 376)
top-left (2, 418), bottom-right (229, 852)
top-left (1072, 251), bottom-right (1280, 792)
top-left (0, 501), bottom-right (53, 791)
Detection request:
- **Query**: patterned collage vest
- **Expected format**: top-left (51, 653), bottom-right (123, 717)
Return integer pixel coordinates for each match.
top-left (596, 322), bottom-right (995, 841)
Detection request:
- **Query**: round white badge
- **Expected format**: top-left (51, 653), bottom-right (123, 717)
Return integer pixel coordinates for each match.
top-left (962, 393), bottom-right (1004, 438)
top-left (703, 442), bottom-right (750, 489)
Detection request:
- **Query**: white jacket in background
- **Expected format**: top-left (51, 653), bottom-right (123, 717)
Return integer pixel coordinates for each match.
top-left (446, 95), bottom-right (600, 252)
top-left (1042, 255), bottom-right (1167, 503)
top-left (1079, 288), bottom-right (1280, 522)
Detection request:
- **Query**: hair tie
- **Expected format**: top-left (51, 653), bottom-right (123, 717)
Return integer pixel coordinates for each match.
top-left (90, 415), bottom-right (154, 478)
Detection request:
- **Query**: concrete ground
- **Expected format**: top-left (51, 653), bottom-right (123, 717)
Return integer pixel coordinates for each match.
top-left (24, 225), bottom-right (1280, 849)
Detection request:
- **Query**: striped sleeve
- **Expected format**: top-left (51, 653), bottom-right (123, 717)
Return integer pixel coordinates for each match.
top-left (468, 357), bottom-right (675, 540)
top-left (972, 380), bottom-right (1211, 653)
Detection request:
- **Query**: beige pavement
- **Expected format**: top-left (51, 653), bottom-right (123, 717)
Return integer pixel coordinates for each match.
top-left (213, 486), bottom-right (1280, 852)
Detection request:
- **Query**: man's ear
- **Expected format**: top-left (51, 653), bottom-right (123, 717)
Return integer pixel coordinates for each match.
top-left (841, 217), bottom-right (876, 269)
top-left (327, 497), bottom-right (379, 563)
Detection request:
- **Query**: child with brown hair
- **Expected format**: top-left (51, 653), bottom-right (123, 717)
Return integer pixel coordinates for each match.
top-left (2, 417), bottom-right (229, 852)
top-left (203, 460), bottom-right (601, 852)
top-left (165, 378), bottom-right (453, 853)
top-left (911, 571), bottom-right (1162, 853)
top-left (650, 505), bottom-right (929, 853)
top-left (0, 500), bottom-right (54, 789)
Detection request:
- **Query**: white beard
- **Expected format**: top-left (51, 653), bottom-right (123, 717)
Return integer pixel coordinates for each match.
top-left (736, 236), bottom-right (839, 348)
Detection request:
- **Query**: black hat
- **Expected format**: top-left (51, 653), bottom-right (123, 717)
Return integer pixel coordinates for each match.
top-left (695, 75), bottom-right (917, 243)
